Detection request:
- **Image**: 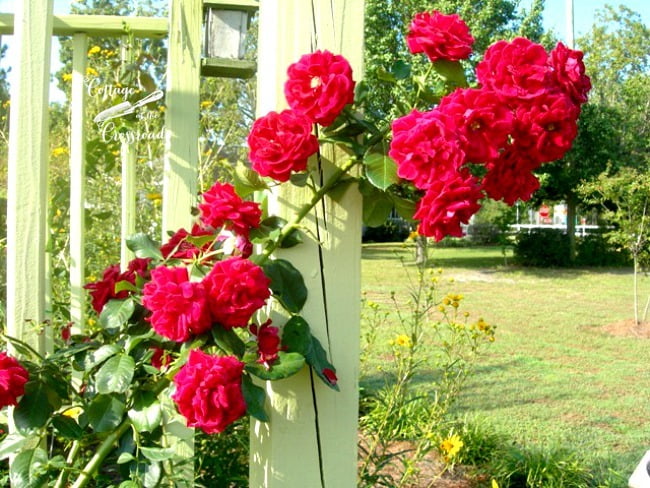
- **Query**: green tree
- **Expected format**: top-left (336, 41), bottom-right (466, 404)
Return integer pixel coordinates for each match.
top-left (535, 5), bottom-right (649, 263)
top-left (535, 103), bottom-right (624, 262)
top-left (363, 0), bottom-right (551, 123)
top-left (579, 168), bottom-right (650, 324)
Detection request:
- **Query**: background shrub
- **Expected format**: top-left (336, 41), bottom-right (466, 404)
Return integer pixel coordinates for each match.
top-left (362, 218), bottom-right (411, 243)
top-left (513, 229), bottom-right (571, 267)
top-left (513, 229), bottom-right (631, 267)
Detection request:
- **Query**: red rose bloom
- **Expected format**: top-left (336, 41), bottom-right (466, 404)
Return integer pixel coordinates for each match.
top-left (142, 266), bottom-right (212, 342)
top-left (172, 350), bottom-right (246, 434)
top-left (284, 50), bottom-right (355, 126)
top-left (84, 258), bottom-right (151, 314)
top-left (477, 37), bottom-right (550, 100)
top-left (248, 109), bottom-right (319, 182)
top-left (250, 320), bottom-right (281, 368)
top-left (0, 352), bottom-right (29, 408)
top-left (407, 10), bottom-right (474, 62)
top-left (438, 88), bottom-right (514, 162)
top-left (481, 148), bottom-right (541, 205)
top-left (548, 42), bottom-right (591, 105)
top-left (203, 257), bottom-right (271, 330)
top-left (513, 91), bottom-right (579, 163)
top-left (389, 108), bottom-right (466, 189)
top-left (161, 224), bottom-right (215, 260)
top-left (199, 182), bottom-right (261, 237)
top-left (414, 173), bottom-right (483, 241)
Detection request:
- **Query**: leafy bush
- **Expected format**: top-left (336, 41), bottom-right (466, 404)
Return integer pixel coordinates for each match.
top-left (575, 233), bottom-right (631, 267)
top-left (513, 229), bottom-right (571, 267)
top-left (514, 229), bottom-right (631, 267)
top-left (490, 445), bottom-right (595, 488)
top-left (466, 222), bottom-right (502, 245)
top-left (195, 419), bottom-right (249, 487)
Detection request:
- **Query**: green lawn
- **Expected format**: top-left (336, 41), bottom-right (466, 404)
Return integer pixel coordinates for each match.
top-left (361, 243), bottom-right (650, 483)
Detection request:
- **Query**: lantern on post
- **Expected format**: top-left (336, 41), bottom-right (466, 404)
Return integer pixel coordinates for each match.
top-left (202, 0), bottom-right (258, 78)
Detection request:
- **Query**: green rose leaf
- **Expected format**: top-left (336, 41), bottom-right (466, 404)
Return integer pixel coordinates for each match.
top-left (9, 447), bottom-right (48, 488)
top-left (114, 279), bottom-right (138, 294)
top-left (432, 59), bottom-right (468, 88)
top-left (364, 153), bottom-right (399, 191)
top-left (282, 316), bottom-right (339, 391)
top-left (245, 351), bottom-right (305, 381)
top-left (0, 433), bottom-right (39, 461)
top-left (14, 381), bottom-right (55, 432)
top-left (241, 374), bottom-right (268, 422)
top-left (391, 60), bottom-right (411, 80)
top-left (99, 298), bottom-right (136, 332)
top-left (361, 184), bottom-right (394, 227)
top-left (87, 394), bottom-right (126, 433)
top-left (140, 446), bottom-right (176, 462)
top-left (391, 194), bottom-right (417, 222)
top-left (212, 326), bottom-right (246, 358)
top-left (130, 458), bottom-right (162, 488)
top-left (128, 391), bottom-right (162, 432)
top-left (126, 233), bottom-right (162, 260)
top-left (51, 413), bottom-right (84, 440)
top-left (117, 453), bottom-right (136, 465)
top-left (96, 354), bottom-right (135, 394)
top-left (234, 162), bottom-right (268, 198)
top-left (263, 259), bottom-right (308, 313)
top-left (289, 171), bottom-right (310, 187)
top-left (81, 343), bottom-right (120, 371)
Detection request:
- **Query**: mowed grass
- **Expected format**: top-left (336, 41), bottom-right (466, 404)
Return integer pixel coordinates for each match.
top-left (361, 243), bottom-right (650, 482)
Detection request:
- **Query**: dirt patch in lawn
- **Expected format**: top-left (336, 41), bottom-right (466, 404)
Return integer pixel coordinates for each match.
top-left (602, 318), bottom-right (650, 338)
top-left (359, 438), bottom-right (481, 487)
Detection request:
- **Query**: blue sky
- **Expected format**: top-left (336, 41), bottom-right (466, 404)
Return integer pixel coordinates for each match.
top-left (0, 0), bottom-right (648, 102)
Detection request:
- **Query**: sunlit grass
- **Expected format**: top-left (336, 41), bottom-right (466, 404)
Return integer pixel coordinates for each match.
top-left (361, 242), bottom-right (650, 483)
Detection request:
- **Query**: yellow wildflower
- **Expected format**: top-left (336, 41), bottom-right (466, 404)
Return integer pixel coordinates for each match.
top-left (88, 45), bottom-right (101, 56)
top-left (62, 406), bottom-right (83, 420)
top-left (393, 334), bottom-right (412, 348)
top-left (440, 434), bottom-right (463, 460)
top-left (51, 147), bottom-right (68, 157)
top-left (200, 100), bottom-right (213, 109)
top-left (86, 67), bottom-right (98, 77)
top-left (88, 318), bottom-right (96, 327)
top-left (62, 73), bottom-right (73, 82)
top-left (146, 192), bottom-right (162, 201)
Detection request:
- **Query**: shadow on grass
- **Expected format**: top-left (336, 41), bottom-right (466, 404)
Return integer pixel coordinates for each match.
top-left (362, 243), bottom-right (632, 280)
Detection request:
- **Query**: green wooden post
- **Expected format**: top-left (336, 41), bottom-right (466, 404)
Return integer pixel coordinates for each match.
top-left (120, 35), bottom-right (137, 267)
top-left (69, 33), bottom-right (88, 333)
top-left (161, 0), bottom-right (202, 479)
top-left (250, 1), bottom-right (365, 487)
top-left (6, 0), bottom-right (54, 352)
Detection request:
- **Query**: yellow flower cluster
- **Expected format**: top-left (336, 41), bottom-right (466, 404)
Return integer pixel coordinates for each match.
top-left (440, 434), bottom-right (463, 462)
top-left (51, 147), bottom-right (68, 158)
top-left (389, 334), bottom-right (412, 348)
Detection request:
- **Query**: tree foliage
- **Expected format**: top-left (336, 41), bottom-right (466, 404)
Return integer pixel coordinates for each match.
top-left (363, 0), bottom-right (550, 123)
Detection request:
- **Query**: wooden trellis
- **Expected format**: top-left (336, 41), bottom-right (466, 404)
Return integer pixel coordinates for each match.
top-left (1, 0), bottom-right (363, 485)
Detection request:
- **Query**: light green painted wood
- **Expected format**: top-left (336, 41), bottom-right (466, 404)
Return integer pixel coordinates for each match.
top-left (120, 35), bottom-right (136, 267)
top-left (161, 0), bottom-right (202, 478)
top-left (251, 1), bottom-right (364, 487)
top-left (0, 13), bottom-right (167, 37)
top-left (201, 57), bottom-right (256, 78)
top-left (162, 0), bottom-right (201, 235)
top-left (6, 0), bottom-right (54, 353)
top-left (204, 0), bottom-right (259, 12)
top-left (69, 33), bottom-right (88, 333)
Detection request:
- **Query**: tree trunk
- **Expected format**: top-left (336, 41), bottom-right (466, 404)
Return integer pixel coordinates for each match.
top-left (415, 235), bottom-right (428, 266)
top-left (566, 193), bottom-right (578, 264)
